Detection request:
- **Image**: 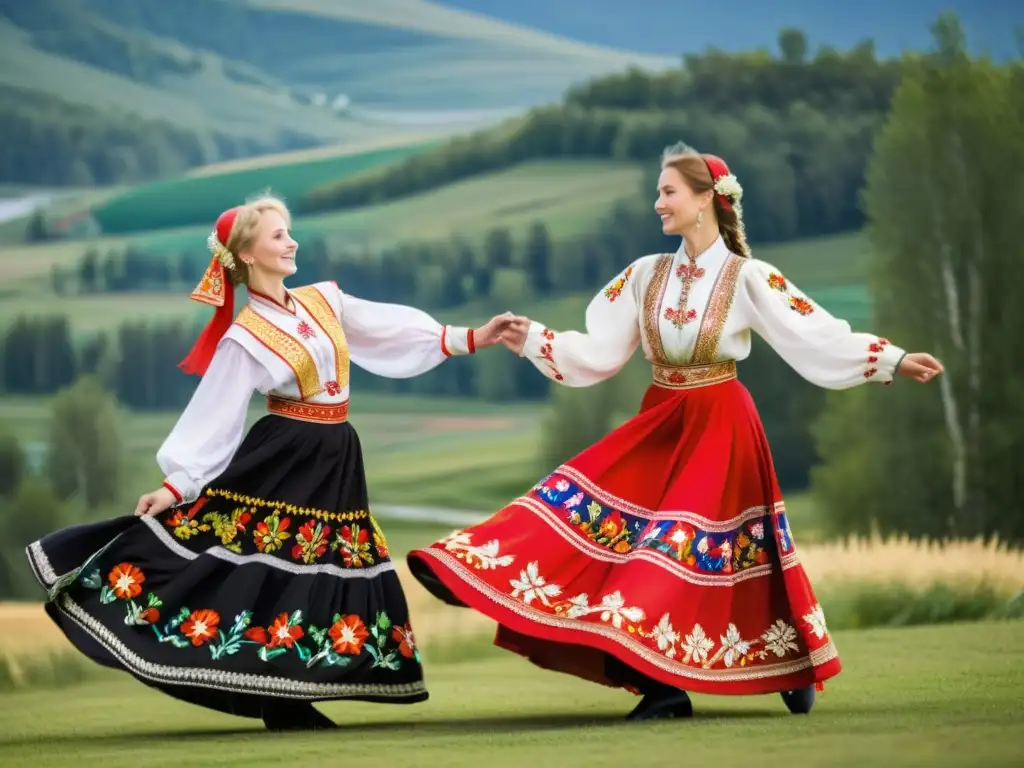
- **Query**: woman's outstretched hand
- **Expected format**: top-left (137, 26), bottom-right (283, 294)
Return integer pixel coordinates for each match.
top-left (473, 314), bottom-right (519, 349)
top-left (497, 315), bottom-right (531, 355)
top-left (896, 352), bottom-right (944, 383)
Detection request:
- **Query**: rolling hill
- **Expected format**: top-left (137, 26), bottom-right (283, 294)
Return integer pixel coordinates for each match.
top-left (0, 0), bottom-right (672, 151)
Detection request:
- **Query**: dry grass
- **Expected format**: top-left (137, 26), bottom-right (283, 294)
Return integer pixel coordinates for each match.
top-left (797, 533), bottom-right (1024, 592)
top-left (4, 536), bottom-right (1021, 662)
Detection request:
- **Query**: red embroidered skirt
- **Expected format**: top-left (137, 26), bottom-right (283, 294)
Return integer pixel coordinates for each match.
top-left (407, 370), bottom-right (839, 696)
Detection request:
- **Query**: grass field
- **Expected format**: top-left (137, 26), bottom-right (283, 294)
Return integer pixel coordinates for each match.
top-left (0, 616), bottom-right (1021, 766)
top-left (0, 199), bottom-right (872, 336)
top-left (0, 160), bottom-right (648, 324)
top-left (89, 139), bottom-right (442, 235)
top-left (0, 391), bottom-right (549, 515)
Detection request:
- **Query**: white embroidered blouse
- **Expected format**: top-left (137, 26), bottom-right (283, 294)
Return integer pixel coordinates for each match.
top-left (158, 280), bottom-right (474, 504)
top-left (520, 236), bottom-right (906, 390)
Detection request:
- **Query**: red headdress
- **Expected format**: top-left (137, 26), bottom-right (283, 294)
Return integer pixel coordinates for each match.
top-left (701, 154), bottom-right (743, 212)
top-left (178, 206), bottom-right (241, 376)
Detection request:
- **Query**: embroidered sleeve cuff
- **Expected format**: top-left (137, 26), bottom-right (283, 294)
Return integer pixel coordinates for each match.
top-left (162, 473), bottom-right (197, 504)
top-left (441, 326), bottom-right (473, 356)
top-left (870, 338), bottom-right (906, 383)
top-left (521, 321), bottom-right (549, 360)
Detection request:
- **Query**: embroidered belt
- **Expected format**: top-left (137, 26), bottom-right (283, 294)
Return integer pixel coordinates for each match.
top-left (652, 360), bottom-right (737, 390)
top-left (267, 396), bottom-right (350, 424)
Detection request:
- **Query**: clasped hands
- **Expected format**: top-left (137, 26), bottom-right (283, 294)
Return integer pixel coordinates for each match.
top-left (473, 313), bottom-right (532, 355)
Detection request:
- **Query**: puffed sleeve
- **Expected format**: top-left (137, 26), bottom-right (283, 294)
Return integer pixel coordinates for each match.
top-left (339, 290), bottom-right (475, 379)
top-left (738, 259), bottom-right (906, 389)
top-left (519, 259), bottom-right (644, 387)
top-left (158, 339), bottom-right (271, 504)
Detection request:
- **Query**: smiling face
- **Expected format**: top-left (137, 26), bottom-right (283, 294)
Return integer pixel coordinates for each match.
top-left (239, 208), bottom-right (297, 279)
top-left (654, 165), bottom-right (712, 236)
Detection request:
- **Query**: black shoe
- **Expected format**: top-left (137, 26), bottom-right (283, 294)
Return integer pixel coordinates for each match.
top-left (780, 685), bottom-right (815, 715)
top-left (262, 702), bottom-right (338, 731)
top-left (626, 691), bottom-right (694, 721)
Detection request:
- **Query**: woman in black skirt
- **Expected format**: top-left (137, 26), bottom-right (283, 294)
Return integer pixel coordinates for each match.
top-left (25, 195), bottom-right (515, 731)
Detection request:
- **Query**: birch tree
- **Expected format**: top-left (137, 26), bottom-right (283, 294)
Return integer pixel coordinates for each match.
top-left (812, 14), bottom-right (1024, 543)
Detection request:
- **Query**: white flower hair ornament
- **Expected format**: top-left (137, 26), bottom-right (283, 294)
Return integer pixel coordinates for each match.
top-left (207, 229), bottom-right (235, 270)
top-left (713, 174), bottom-right (743, 204)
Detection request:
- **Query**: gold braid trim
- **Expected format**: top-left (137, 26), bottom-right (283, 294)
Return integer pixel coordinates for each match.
top-left (690, 253), bottom-right (745, 365)
top-left (642, 254), bottom-right (674, 365)
top-left (235, 307), bottom-right (321, 400)
top-left (205, 488), bottom-right (371, 524)
top-left (292, 285), bottom-right (350, 390)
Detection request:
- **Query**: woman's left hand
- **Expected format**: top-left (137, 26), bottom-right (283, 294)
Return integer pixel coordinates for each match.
top-left (474, 314), bottom-right (529, 350)
top-left (896, 352), bottom-right (944, 383)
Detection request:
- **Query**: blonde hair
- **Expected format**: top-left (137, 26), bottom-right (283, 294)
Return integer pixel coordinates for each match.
top-left (660, 142), bottom-right (751, 258)
top-left (223, 193), bottom-right (292, 285)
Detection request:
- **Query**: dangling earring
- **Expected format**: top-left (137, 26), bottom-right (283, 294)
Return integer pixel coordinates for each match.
top-left (696, 210), bottom-right (704, 229)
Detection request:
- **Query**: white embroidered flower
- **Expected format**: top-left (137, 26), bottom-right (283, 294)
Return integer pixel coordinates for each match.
top-left (555, 479), bottom-right (571, 492)
top-left (682, 624), bottom-right (714, 664)
top-left (444, 531), bottom-right (514, 570)
top-left (713, 173), bottom-right (743, 202)
top-left (651, 613), bottom-right (680, 658)
top-left (597, 591), bottom-right (645, 628)
top-left (749, 521), bottom-right (765, 539)
top-left (565, 593), bottom-right (592, 618)
top-left (697, 536), bottom-right (710, 554)
top-left (803, 604), bottom-right (829, 639)
top-left (442, 531), bottom-right (472, 550)
top-left (510, 561), bottom-right (562, 606)
top-left (761, 620), bottom-right (800, 658)
top-left (719, 623), bottom-right (751, 667)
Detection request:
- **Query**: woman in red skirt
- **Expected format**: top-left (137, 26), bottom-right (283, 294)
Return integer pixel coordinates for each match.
top-left (407, 143), bottom-right (943, 721)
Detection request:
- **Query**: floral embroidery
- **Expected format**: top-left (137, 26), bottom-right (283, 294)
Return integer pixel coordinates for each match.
top-left (506, 559), bottom-right (806, 671)
top-left (392, 623), bottom-right (419, 661)
top-left (79, 564), bottom-right (416, 671)
top-left (328, 614), bottom-right (369, 655)
top-left (371, 517), bottom-right (390, 560)
top-left (203, 507), bottom-right (253, 553)
top-left (108, 563), bottom-right (145, 600)
top-left (803, 604), bottom-right (829, 639)
top-left (764, 270), bottom-right (816, 315)
top-left (324, 380), bottom-right (342, 396)
top-left (533, 472), bottom-right (776, 576)
top-left (603, 265), bottom-right (634, 303)
top-left (336, 524), bottom-right (375, 567)
top-left (664, 256), bottom-right (706, 328)
top-left (255, 511), bottom-right (292, 553)
top-left (292, 521), bottom-right (332, 564)
top-left (90, 563), bottom-right (164, 626)
top-left (181, 608), bottom-right (221, 646)
top-left (296, 320), bottom-right (316, 339)
top-left (441, 531), bottom-right (516, 570)
top-left (663, 306), bottom-right (698, 326)
top-left (864, 338), bottom-right (890, 379)
top-left (537, 329), bottom-right (565, 382)
top-left (767, 272), bottom-right (787, 292)
top-left (163, 492), bottom-right (388, 567)
top-left (788, 296), bottom-right (814, 315)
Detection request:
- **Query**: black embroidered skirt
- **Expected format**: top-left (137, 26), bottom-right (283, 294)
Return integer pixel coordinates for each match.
top-left (25, 414), bottom-right (427, 718)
